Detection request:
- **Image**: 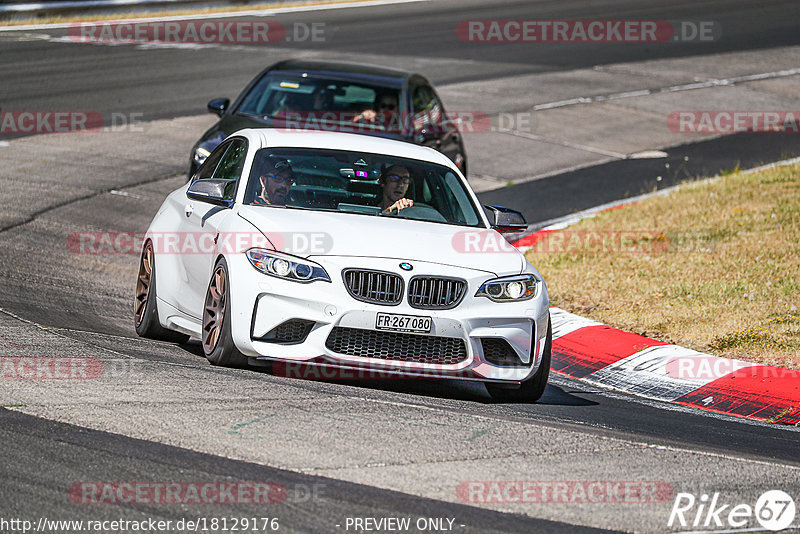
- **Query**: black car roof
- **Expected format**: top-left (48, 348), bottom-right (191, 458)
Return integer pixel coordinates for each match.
top-left (268, 59), bottom-right (418, 82)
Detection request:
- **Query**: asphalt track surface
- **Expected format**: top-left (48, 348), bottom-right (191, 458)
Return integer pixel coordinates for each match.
top-left (1, 1), bottom-right (800, 533)
top-left (1, 0), bottom-right (799, 121)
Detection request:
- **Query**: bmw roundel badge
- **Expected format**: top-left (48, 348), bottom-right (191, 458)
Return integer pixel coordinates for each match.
top-left (399, 262), bottom-right (413, 271)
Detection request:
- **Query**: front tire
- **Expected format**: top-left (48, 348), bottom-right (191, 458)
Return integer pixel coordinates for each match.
top-left (486, 316), bottom-right (551, 403)
top-left (134, 241), bottom-right (190, 343)
top-left (202, 258), bottom-right (248, 368)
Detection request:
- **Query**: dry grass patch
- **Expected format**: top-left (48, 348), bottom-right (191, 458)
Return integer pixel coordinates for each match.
top-left (528, 162), bottom-right (800, 369)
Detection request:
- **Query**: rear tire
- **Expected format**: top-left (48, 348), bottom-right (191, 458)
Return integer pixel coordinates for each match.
top-left (486, 316), bottom-right (551, 403)
top-left (202, 258), bottom-right (249, 368)
top-left (134, 242), bottom-right (190, 344)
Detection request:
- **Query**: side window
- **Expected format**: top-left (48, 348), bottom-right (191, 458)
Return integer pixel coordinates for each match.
top-left (427, 88), bottom-right (446, 129)
top-left (214, 139), bottom-right (248, 181)
top-left (195, 142), bottom-right (229, 181)
top-left (442, 172), bottom-right (477, 225)
top-left (412, 86), bottom-right (444, 132)
top-left (212, 138), bottom-right (248, 201)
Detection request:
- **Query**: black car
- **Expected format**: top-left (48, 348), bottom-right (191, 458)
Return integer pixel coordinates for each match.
top-left (189, 59), bottom-right (468, 178)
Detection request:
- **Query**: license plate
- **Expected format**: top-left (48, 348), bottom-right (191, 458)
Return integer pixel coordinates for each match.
top-left (375, 313), bottom-right (432, 333)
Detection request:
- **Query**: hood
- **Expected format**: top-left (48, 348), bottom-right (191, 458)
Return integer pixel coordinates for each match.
top-left (236, 206), bottom-right (524, 277)
top-left (223, 113), bottom-right (409, 141)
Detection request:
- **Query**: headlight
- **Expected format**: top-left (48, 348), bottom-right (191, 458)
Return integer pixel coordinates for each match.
top-left (193, 147), bottom-right (211, 166)
top-left (476, 274), bottom-right (538, 302)
top-left (246, 249), bottom-right (331, 283)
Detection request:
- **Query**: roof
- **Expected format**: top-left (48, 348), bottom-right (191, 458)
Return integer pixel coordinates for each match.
top-left (235, 128), bottom-right (456, 169)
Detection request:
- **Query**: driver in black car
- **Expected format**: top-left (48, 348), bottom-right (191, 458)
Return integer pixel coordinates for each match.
top-left (379, 165), bottom-right (414, 214)
top-left (353, 91), bottom-right (399, 129)
top-left (254, 158), bottom-right (295, 206)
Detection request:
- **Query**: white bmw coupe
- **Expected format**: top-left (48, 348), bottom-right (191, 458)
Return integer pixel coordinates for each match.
top-left (135, 129), bottom-right (551, 401)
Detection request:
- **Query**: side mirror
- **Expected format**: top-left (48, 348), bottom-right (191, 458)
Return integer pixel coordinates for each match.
top-left (485, 205), bottom-right (528, 234)
top-left (207, 98), bottom-right (230, 117)
top-left (187, 179), bottom-right (235, 208)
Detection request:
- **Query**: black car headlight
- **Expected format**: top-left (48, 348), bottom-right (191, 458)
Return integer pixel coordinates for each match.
top-left (476, 274), bottom-right (538, 302)
top-left (246, 249), bottom-right (330, 283)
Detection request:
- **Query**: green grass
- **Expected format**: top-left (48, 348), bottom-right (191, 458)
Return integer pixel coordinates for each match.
top-left (529, 162), bottom-right (800, 369)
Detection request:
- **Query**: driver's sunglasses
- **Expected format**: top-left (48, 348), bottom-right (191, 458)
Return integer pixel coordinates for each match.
top-left (265, 173), bottom-right (295, 185)
top-left (379, 101), bottom-right (397, 111)
top-left (386, 174), bottom-right (411, 184)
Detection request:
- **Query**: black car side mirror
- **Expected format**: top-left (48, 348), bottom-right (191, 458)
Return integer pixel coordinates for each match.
top-left (187, 179), bottom-right (235, 208)
top-left (207, 98), bottom-right (230, 117)
top-left (485, 205), bottom-right (528, 234)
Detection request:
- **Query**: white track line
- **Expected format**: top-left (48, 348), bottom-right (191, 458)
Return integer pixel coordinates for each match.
top-left (496, 66), bottom-right (800, 160)
top-left (0, 0), bottom-right (428, 31)
top-left (531, 68), bottom-right (800, 112)
top-left (496, 128), bottom-right (628, 159)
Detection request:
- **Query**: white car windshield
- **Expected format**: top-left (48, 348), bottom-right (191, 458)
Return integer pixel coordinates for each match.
top-left (244, 147), bottom-right (484, 227)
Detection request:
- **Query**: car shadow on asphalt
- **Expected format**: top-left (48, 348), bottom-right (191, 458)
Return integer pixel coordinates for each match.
top-left (534, 384), bottom-right (599, 407)
top-left (344, 380), bottom-right (599, 408)
top-left (177, 342), bottom-right (596, 406)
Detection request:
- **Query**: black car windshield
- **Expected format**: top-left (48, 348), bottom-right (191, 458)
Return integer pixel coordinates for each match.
top-left (244, 148), bottom-right (484, 228)
top-left (237, 74), bottom-right (402, 132)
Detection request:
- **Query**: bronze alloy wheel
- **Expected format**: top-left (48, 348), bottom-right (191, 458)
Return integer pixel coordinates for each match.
top-left (133, 242), bottom-right (190, 344)
top-left (134, 244), bottom-right (153, 327)
top-left (203, 265), bottom-right (227, 354)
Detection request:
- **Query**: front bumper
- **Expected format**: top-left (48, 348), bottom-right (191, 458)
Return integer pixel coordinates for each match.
top-left (227, 254), bottom-right (550, 383)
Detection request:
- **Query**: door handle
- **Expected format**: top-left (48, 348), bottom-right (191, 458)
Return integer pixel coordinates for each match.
top-left (184, 204), bottom-right (193, 217)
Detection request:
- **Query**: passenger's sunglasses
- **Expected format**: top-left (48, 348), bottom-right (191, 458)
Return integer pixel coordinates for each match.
top-left (386, 174), bottom-right (411, 184)
top-left (379, 102), bottom-right (397, 111)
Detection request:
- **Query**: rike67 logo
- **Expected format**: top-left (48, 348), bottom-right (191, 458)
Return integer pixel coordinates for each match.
top-left (669, 490), bottom-right (796, 531)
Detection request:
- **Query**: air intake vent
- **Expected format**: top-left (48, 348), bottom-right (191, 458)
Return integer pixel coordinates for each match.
top-left (325, 327), bottom-right (467, 365)
top-left (408, 276), bottom-right (466, 309)
top-left (481, 338), bottom-right (526, 366)
top-left (343, 269), bottom-right (403, 305)
top-left (256, 319), bottom-right (315, 344)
